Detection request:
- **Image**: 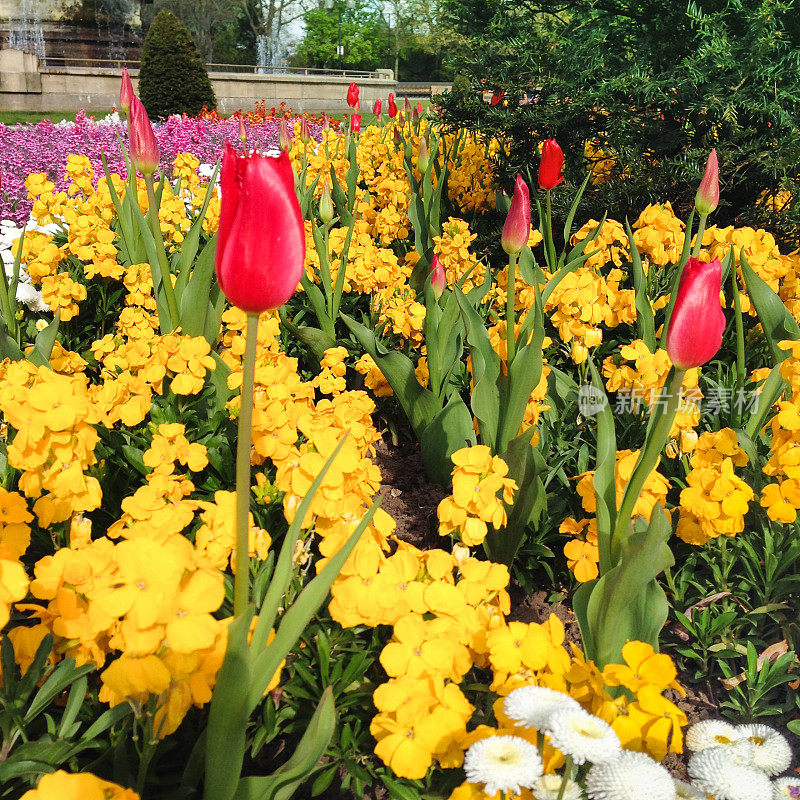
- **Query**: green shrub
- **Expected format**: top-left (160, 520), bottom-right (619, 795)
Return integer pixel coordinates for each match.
top-left (438, 0), bottom-right (800, 246)
top-left (139, 9), bottom-right (216, 119)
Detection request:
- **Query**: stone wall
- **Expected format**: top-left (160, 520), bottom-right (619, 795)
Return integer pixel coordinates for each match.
top-left (0, 50), bottom-right (396, 115)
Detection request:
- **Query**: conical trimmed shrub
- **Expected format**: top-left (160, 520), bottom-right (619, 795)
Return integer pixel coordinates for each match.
top-left (138, 10), bottom-right (216, 119)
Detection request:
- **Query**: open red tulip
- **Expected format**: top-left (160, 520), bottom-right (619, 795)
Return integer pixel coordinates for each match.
top-left (215, 142), bottom-right (305, 313)
top-left (666, 257), bottom-right (725, 369)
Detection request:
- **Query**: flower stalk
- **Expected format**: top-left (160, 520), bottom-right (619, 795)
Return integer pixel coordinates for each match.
top-left (233, 311), bottom-right (259, 617)
top-left (144, 173), bottom-right (180, 329)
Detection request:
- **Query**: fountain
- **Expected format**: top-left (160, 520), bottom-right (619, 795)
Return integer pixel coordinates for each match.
top-left (1, 0), bottom-right (142, 64)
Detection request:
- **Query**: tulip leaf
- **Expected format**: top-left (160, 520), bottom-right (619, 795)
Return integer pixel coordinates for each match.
top-left (561, 171), bottom-right (593, 258)
top-left (204, 609), bottom-right (254, 800)
top-left (744, 362), bottom-right (787, 441)
top-left (247, 496), bottom-right (381, 713)
top-left (233, 687), bottom-right (336, 800)
top-left (577, 504), bottom-right (674, 668)
top-left (328, 165), bottom-right (353, 228)
top-left (279, 308), bottom-right (336, 363)
top-left (587, 358), bottom-right (617, 573)
top-left (419, 394), bottom-right (477, 486)
top-left (176, 162), bottom-right (220, 298)
top-left (251, 436), bottom-right (350, 653)
top-left (0, 317), bottom-right (24, 362)
top-left (179, 235), bottom-right (217, 339)
top-left (341, 312), bottom-right (440, 438)
top-left (624, 218), bottom-right (656, 352)
top-left (739, 250), bottom-right (800, 365)
top-left (454, 287), bottom-right (502, 451)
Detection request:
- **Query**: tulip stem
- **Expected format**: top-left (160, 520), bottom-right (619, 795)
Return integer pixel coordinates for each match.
top-left (545, 189), bottom-right (557, 269)
top-left (144, 174), bottom-right (180, 331)
top-left (610, 367), bottom-right (685, 561)
top-left (691, 212), bottom-right (708, 259)
top-left (506, 251), bottom-right (518, 364)
top-left (731, 264), bottom-right (746, 424)
top-left (233, 312), bottom-right (259, 618)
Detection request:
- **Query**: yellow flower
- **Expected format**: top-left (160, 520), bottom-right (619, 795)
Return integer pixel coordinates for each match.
top-left (21, 770), bottom-right (139, 800)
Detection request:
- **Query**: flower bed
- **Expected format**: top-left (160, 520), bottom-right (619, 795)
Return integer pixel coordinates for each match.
top-left (0, 91), bottom-right (798, 800)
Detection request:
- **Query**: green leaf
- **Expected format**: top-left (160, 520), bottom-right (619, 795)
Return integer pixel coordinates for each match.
top-left (739, 250), bottom-right (800, 365)
top-left (341, 313), bottom-right (440, 439)
top-left (578, 505), bottom-right (674, 667)
top-left (419, 394), bottom-right (477, 486)
top-left (179, 235), bottom-right (218, 340)
top-left (279, 311), bottom-right (336, 363)
top-left (625, 218), bottom-right (656, 352)
top-left (247, 497), bottom-right (381, 714)
top-left (28, 311), bottom-right (61, 368)
top-left (25, 659), bottom-right (94, 724)
top-left (454, 288), bottom-right (502, 450)
top-left (587, 359), bottom-right (617, 573)
top-left (233, 687), bottom-right (336, 800)
top-left (562, 171), bottom-right (593, 254)
top-left (204, 609), bottom-right (254, 800)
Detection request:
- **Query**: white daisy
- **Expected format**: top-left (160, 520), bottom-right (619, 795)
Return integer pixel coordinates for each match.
top-left (738, 723), bottom-right (792, 776)
top-left (772, 776), bottom-right (800, 798)
top-left (585, 750), bottom-right (676, 800)
top-left (689, 745), bottom-right (772, 800)
top-left (463, 735), bottom-right (543, 797)
top-left (685, 719), bottom-right (741, 752)
top-left (545, 707), bottom-right (621, 765)
top-left (503, 685), bottom-right (581, 731)
top-left (531, 773), bottom-right (583, 800)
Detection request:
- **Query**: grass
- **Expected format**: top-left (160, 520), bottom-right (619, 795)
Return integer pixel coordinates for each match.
top-left (0, 111), bottom-right (82, 125)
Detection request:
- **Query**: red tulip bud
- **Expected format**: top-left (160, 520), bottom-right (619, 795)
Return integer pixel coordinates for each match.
top-left (416, 101), bottom-right (423, 116)
top-left (351, 113), bottom-right (361, 133)
top-left (397, 111), bottom-right (405, 126)
top-left (373, 99), bottom-right (382, 118)
top-left (127, 94), bottom-right (158, 175)
top-left (403, 97), bottom-right (410, 113)
top-left (215, 142), bottom-right (305, 313)
top-left (387, 93), bottom-right (398, 119)
top-left (347, 82), bottom-right (360, 109)
top-left (538, 139), bottom-right (564, 190)
top-left (695, 148), bottom-right (719, 215)
top-left (429, 254), bottom-right (445, 299)
top-left (502, 174), bottom-right (531, 255)
top-left (120, 66), bottom-right (134, 115)
top-left (319, 179), bottom-right (334, 224)
top-left (322, 112), bottom-right (330, 131)
top-left (666, 257), bottom-right (725, 369)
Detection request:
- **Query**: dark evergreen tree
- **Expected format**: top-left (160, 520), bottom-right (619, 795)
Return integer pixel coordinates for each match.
top-left (438, 0), bottom-right (800, 244)
top-left (139, 9), bottom-right (217, 119)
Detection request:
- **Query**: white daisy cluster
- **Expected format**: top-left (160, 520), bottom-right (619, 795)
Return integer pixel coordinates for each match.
top-left (683, 719), bottom-right (796, 800)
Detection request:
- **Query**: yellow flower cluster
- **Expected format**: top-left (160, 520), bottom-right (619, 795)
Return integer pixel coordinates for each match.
top-left (0, 361), bottom-right (102, 527)
top-left (676, 429), bottom-right (752, 545)
top-left (21, 770), bottom-right (139, 800)
top-left (437, 446), bottom-right (518, 547)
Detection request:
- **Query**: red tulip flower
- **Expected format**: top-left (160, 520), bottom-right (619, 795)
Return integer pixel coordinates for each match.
top-left (351, 113), bottom-right (361, 133)
top-left (538, 139), bottom-right (564, 190)
top-left (695, 148), bottom-right (719, 215)
top-left (120, 66), bottom-right (134, 115)
top-left (666, 257), bottom-right (725, 369)
top-left (502, 174), bottom-right (531, 255)
top-left (416, 101), bottom-right (423, 116)
top-left (373, 99), bottom-right (382, 119)
top-left (127, 94), bottom-right (158, 175)
top-left (490, 90), bottom-right (504, 107)
top-left (347, 82), bottom-right (360, 109)
top-left (387, 93), bottom-right (398, 119)
top-left (215, 142), bottom-right (305, 313)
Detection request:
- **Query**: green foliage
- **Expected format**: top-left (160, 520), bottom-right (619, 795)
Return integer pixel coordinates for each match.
top-left (438, 0), bottom-right (800, 245)
top-left (293, 2), bottom-right (387, 71)
top-left (139, 10), bottom-right (217, 119)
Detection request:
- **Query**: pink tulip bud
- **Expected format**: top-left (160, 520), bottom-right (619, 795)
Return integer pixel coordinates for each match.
top-left (279, 118), bottom-right (292, 151)
top-left (416, 101), bottom-right (423, 116)
top-left (120, 66), bottom-right (134, 115)
top-left (319, 179), bottom-right (334, 224)
top-left (127, 94), bottom-right (158, 175)
top-left (666, 257), bottom-right (725, 369)
top-left (695, 148), bottom-right (719, 215)
top-left (299, 116), bottom-right (311, 144)
top-left (429, 254), bottom-right (445, 299)
top-left (502, 174), bottom-right (531, 255)
top-left (322, 112), bottom-right (330, 131)
top-left (238, 116), bottom-right (247, 145)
